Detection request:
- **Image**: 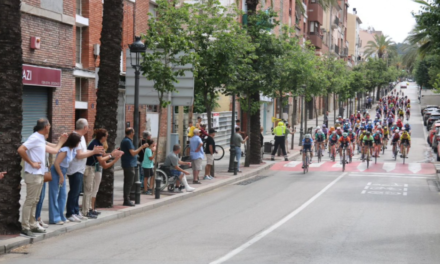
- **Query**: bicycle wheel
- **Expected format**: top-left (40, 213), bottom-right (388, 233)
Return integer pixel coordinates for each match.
top-left (213, 145), bottom-right (225, 161)
top-left (304, 155), bottom-right (308, 174)
top-left (402, 145), bottom-right (406, 164)
top-left (366, 150), bottom-right (370, 169)
top-left (375, 147), bottom-right (377, 164)
top-left (318, 146), bottom-right (322, 162)
top-left (155, 169), bottom-right (169, 191)
top-left (382, 143), bottom-right (385, 154)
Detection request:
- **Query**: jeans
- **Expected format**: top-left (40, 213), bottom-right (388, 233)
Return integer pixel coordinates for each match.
top-left (123, 167), bottom-right (135, 199)
top-left (235, 147), bottom-right (242, 171)
top-left (66, 172), bottom-right (83, 218)
top-left (48, 166), bottom-right (68, 224)
top-left (35, 182), bottom-right (46, 220)
top-left (22, 173), bottom-right (44, 230)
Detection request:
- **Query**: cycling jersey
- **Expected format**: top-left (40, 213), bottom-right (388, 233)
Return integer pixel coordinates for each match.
top-left (329, 135), bottom-right (339, 144)
top-left (383, 128), bottom-right (389, 136)
top-left (398, 110), bottom-right (404, 116)
top-left (338, 137), bottom-right (351, 143)
top-left (363, 135), bottom-right (374, 145)
top-left (315, 133), bottom-right (325, 142)
top-left (373, 133), bottom-right (382, 143)
top-left (400, 132), bottom-right (411, 141)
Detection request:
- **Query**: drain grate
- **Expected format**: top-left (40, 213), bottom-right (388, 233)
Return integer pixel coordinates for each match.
top-left (236, 176), bottom-right (268, 186)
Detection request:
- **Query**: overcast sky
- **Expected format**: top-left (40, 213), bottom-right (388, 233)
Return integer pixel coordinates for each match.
top-left (347, 0), bottom-right (423, 43)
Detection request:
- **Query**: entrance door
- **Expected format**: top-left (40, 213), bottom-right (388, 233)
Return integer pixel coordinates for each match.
top-left (22, 86), bottom-right (48, 141)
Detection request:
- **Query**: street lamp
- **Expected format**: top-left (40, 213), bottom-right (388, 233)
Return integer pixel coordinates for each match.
top-left (129, 36), bottom-right (146, 204)
top-left (228, 93), bottom-right (237, 174)
top-left (299, 84), bottom-right (306, 146)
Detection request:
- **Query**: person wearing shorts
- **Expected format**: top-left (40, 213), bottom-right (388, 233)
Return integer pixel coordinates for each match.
top-left (362, 131), bottom-right (374, 161)
top-left (142, 140), bottom-right (156, 195)
top-left (204, 129), bottom-right (216, 180)
top-left (190, 129), bottom-right (204, 183)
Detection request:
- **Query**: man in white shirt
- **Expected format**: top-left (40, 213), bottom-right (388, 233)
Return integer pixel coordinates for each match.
top-left (66, 119), bottom-right (104, 222)
top-left (17, 118), bottom-right (68, 238)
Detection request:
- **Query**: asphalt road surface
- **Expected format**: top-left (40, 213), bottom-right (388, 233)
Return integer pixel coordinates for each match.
top-left (3, 82), bottom-right (440, 264)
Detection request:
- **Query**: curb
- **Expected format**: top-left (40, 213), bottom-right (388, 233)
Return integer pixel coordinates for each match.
top-left (1, 151), bottom-right (300, 255)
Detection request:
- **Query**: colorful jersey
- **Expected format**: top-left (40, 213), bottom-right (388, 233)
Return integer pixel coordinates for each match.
top-left (400, 132), bottom-right (411, 141)
top-left (338, 136), bottom-right (351, 143)
top-left (315, 133), bottom-right (325, 142)
top-left (362, 135), bottom-right (374, 142)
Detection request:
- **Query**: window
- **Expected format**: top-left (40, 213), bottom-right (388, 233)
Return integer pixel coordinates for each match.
top-left (76, 27), bottom-right (82, 65)
top-left (303, 22), bottom-right (306, 33)
top-left (41, 0), bottom-right (63, 14)
top-left (149, 4), bottom-right (157, 18)
top-left (75, 78), bottom-right (84, 101)
top-left (76, 0), bottom-right (82, 15)
top-left (309, 22), bottom-right (314, 33)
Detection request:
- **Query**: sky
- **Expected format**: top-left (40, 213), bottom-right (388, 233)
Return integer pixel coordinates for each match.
top-left (347, 0), bottom-right (423, 43)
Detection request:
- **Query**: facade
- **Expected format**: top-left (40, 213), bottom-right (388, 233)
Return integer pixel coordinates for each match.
top-left (20, 0), bottom-right (158, 146)
top-left (359, 27), bottom-right (383, 60)
top-left (347, 11), bottom-right (362, 66)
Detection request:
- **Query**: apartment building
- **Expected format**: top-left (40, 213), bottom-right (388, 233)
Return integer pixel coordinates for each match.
top-left (347, 9), bottom-right (362, 66)
top-left (359, 27), bottom-right (383, 60)
top-left (20, 0), bottom-right (154, 144)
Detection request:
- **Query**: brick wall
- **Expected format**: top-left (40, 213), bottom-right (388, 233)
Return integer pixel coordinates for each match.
top-left (134, 0), bottom-right (149, 37)
top-left (23, 0), bottom-right (40, 8)
top-left (51, 71), bottom-right (76, 140)
top-left (21, 13), bottom-right (75, 69)
top-left (125, 104), bottom-right (147, 137)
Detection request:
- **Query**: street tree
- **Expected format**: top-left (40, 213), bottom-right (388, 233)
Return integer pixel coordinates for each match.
top-left (141, 0), bottom-right (194, 168)
top-left (188, 0), bottom-right (254, 131)
top-left (0, 0), bottom-right (24, 234)
top-left (94, 0), bottom-right (125, 208)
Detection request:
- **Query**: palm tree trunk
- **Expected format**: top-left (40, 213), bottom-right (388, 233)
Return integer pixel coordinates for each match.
top-left (249, 91), bottom-right (261, 164)
top-left (94, 0), bottom-right (124, 208)
top-left (0, 0), bottom-right (24, 234)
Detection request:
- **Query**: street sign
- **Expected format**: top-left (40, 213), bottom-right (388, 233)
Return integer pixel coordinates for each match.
top-left (125, 49), bottom-right (194, 106)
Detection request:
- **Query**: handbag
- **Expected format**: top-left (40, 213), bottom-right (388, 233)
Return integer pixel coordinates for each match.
top-left (44, 171), bottom-right (52, 182)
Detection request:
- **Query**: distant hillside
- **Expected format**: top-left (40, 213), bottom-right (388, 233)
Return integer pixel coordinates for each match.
top-left (396, 43), bottom-right (407, 56)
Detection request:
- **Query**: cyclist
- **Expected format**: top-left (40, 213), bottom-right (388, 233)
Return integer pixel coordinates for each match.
top-left (336, 127), bottom-right (343, 136)
top-left (362, 131), bottom-right (374, 161)
top-left (404, 122), bottom-right (411, 135)
top-left (405, 107), bottom-right (410, 120)
top-left (338, 132), bottom-right (351, 163)
top-left (372, 129), bottom-right (382, 157)
top-left (396, 119), bottom-right (403, 130)
top-left (387, 115), bottom-right (394, 127)
top-left (358, 126), bottom-right (367, 154)
top-left (400, 128), bottom-right (411, 157)
top-left (301, 134), bottom-right (314, 168)
top-left (398, 108), bottom-right (404, 119)
top-left (366, 120), bottom-right (374, 133)
top-left (343, 122), bottom-right (350, 132)
top-left (390, 128), bottom-right (401, 158)
top-left (322, 124), bottom-right (329, 148)
top-left (374, 118), bottom-right (380, 127)
top-left (328, 131), bottom-right (340, 160)
top-left (348, 128), bottom-right (356, 152)
top-left (383, 125), bottom-right (390, 149)
top-left (356, 111), bottom-right (362, 120)
top-left (314, 129), bottom-right (326, 156)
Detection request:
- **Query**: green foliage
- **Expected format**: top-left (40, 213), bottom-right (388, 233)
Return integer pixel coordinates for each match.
top-left (141, 0), bottom-right (195, 108)
top-left (412, 0), bottom-right (440, 56)
top-left (413, 55), bottom-right (440, 88)
top-left (364, 35), bottom-right (396, 59)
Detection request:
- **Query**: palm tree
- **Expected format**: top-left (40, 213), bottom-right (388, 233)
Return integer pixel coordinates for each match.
top-left (0, 0), bottom-right (24, 234)
top-left (405, 24), bottom-right (434, 59)
top-left (94, 0), bottom-right (125, 208)
top-left (364, 35), bottom-right (395, 59)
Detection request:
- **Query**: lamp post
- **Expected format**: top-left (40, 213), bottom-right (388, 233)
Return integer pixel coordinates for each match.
top-left (228, 93), bottom-right (237, 173)
top-left (299, 84), bottom-right (306, 146)
top-left (129, 36), bottom-right (146, 204)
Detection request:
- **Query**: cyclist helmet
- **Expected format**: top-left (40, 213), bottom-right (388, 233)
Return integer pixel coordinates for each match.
top-left (368, 120), bottom-right (373, 124)
top-left (337, 127), bottom-right (341, 130)
top-left (332, 131), bottom-right (337, 134)
top-left (339, 116), bottom-right (342, 118)
top-left (358, 110), bottom-right (360, 113)
top-left (402, 128), bottom-right (406, 131)
top-left (342, 132), bottom-right (348, 137)
top-left (316, 126), bottom-right (320, 130)
top-left (405, 122), bottom-right (409, 125)
top-left (397, 119), bottom-right (401, 122)
top-left (305, 134), bottom-right (311, 139)
top-left (322, 124), bottom-right (326, 128)
top-left (348, 128), bottom-right (353, 131)
top-left (377, 125), bottom-right (382, 128)
top-left (366, 131), bottom-right (371, 135)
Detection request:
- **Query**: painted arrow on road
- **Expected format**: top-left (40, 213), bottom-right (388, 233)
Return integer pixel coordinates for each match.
top-left (408, 163), bottom-right (422, 174)
top-left (383, 162), bottom-right (396, 172)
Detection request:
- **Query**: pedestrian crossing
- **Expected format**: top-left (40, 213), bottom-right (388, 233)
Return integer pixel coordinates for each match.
top-left (271, 160), bottom-right (436, 175)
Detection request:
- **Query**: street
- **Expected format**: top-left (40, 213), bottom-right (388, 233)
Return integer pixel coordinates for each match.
top-left (2, 82), bottom-right (440, 264)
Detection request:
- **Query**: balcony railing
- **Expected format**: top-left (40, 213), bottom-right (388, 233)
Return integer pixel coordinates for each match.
top-left (334, 45), bottom-right (339, 55)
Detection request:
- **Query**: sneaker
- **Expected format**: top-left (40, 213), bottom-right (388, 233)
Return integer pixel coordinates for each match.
top-left (64, 219), bottom-right (70, 223)
top-left (203, 175), bottom-right (212, 180)
top-left (76, 213), bottom-right (88, 220)
top-left (271, 158), bottom-right (275, 161)
top-left (31, 226), bottom-right (46, 234)
top-left (20, 229), bottom-right (36, 238)
top-left (38, 219), bottom-right (49, 229)
top-left (68, 216), bottom-right (81, 223)
top-left (92, 210), bottom-right (101, 215)
top-left (145, 190), bottom-right (153, 195)
top-left (53, 221), bottom-right (64, 225)
top-left (87, 213), bottom-right (98, 219)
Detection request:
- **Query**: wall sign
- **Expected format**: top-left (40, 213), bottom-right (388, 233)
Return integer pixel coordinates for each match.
top-left (22, 64), bottom-right (62, 88)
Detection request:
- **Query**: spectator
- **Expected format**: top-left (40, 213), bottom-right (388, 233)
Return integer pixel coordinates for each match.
top-left (0, 171), bottom-right (5, 180)
top-left (190, 129), bottom-right (204, 183)
top-left (187, 121), bottom-right (196, 139)
top-left (196, 116), bottom-right (202, 129)
top-left (17, 118), bottom-right (67, 238)
top-left (324, 111), bottom-right (329, 128)
top-left (235, 120), bottom-right (240, 129)
top-left (204, 128), bottom-right (216, 179)
top-left (83, 128), bottom-right (123, 218)
top-left (120, 128), bottom-right (148, 206)
top-left (49, 133), bottom-right (82, 225)
top-left (163, 145), bottom-right (194, 192)
top-left (142, 139), bottom-right (156, 195)
top-left (233, 127), bottom-right (248, 172)
top-left (200, 124), bottom-right (209, 141)
top-left (138, 131), bottom-right (151, 191)
top-left (66, 118), bottom-right (104, 223)
top-left (285, 124), bottom-right (294, 154)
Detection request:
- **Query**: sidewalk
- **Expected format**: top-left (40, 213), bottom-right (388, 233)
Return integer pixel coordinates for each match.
top-left (0, 95), bottom-right (383, 254)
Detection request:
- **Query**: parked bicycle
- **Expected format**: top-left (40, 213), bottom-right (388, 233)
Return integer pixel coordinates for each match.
top-left (183, 143), bottom-right (225, 161)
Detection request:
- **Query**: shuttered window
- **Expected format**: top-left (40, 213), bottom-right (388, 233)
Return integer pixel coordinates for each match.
top-left (22, 87), bottom-right (49, 141)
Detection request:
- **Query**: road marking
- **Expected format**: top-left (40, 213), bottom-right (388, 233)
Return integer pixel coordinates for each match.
top-left (209, 173), bottom-right (347, 264)
top-left (349, 172), bottom-right (435, 179)
top-left (309, 162), bottom-right (325, 168)
top-left (408, 163), bottom-right (422, 174)
top-left (284, 161), bottom-right (302, 168)
top-left (383, 162), bottom-right (396, 172)
top-left (357, 162), bottom-right (367, 172)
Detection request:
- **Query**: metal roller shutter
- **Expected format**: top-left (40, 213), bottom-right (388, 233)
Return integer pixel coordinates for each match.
top-left (22, 86), bottom-right (48, 141)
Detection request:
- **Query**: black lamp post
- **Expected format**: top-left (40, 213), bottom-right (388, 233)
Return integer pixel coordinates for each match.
top-left (228, 93), bottom-right (237, 174)
top-left (299, 84), bottom-right (306, 146)
top-left (129, 36), bottom-right (146, 204)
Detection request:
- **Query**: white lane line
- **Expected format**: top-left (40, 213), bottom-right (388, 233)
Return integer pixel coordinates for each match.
top-left (209, 173), bottom-right (348, 264)
top-left (361, 190), bottom-right (366, 194)
top-left (349, 173), bottom-right (435, 179)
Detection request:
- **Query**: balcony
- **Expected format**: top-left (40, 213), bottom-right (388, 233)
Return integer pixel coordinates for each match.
top-left (334, 45), bottom-right (340, 55)
top-left (308, 32), bottom-right (323, 49)
top-left (340, 47), bottom-right (349, 57)
top-left (307, 2), bottom-right (323, 25)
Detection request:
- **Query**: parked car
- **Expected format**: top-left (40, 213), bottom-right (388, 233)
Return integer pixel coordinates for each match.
top-left (424, 111), bottom-right (440, 125)
top-left (401, 83), bottom-right (407, 88)
top-left (421, 105), bottom-right (440, 115)
top-left (427, 115), bottom-right (440, 131)
top-left (428, 123), bottom-right (440, 147)
top-left (436, 133), bottom-right (440, 161)
top-left (408, 78), bottom-right (413, 82)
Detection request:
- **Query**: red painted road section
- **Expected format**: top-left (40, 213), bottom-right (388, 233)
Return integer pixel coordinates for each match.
top-left (271, 161), bottom-right (436, 175)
